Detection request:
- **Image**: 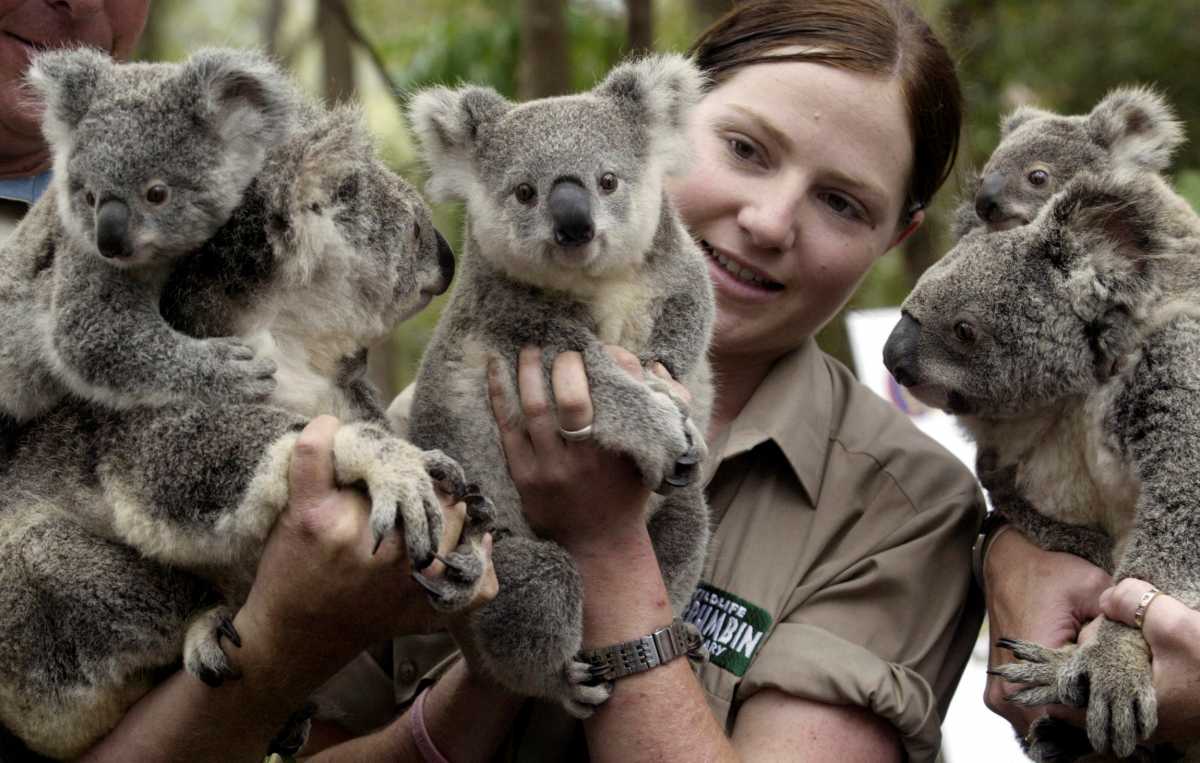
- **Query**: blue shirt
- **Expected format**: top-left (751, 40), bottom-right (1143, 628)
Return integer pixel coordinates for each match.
top-left (0, 171), bottom-right (51, 205)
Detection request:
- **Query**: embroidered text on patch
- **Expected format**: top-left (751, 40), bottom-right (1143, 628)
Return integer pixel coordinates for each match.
top-left (683, 582), bottom-right (772, 677)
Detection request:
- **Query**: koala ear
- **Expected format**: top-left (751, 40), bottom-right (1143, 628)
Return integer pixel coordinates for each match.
top-left (999, 105), bottom-right (1053, 138)
top-left (25, 46), bottom-right (113, 146)
top-left (408, 85), bottom-right (510, 201)
top-left (182, 48), bottom-right (298, 157)
top-left (596, 54), bottom-right (705, 171)
top-left (1047, 172), bottom-right (1162, 264)
top-left (1086, 86), bottom-right (1184, 172)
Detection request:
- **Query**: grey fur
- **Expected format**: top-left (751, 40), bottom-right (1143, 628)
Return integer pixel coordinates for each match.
top-left (0, 86), bottom-right (486, 759)
top-left (883, 170), bottom-right (1200, 761)
top-left (0, 47), bottom-right (305, 423)
top-left (405, 54), bottom-right (714, 716)
top-left (958, 86), bottom-right (1184, 236)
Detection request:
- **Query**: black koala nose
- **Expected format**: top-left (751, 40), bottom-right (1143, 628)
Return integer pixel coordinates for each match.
top-left (95, 197), bottom-right (131, 259)
top-left (974, 173), bottom-right (1006, 223)
top-left (548, 179), bottom-right (594, 247)
top-left (882, 312), bottom-right (922, 387)
top-left (434, 229), bottom-right (455, 285)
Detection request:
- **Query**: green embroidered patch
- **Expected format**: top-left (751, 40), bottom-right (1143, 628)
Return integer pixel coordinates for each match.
top-left (683, 582), bottom-right (773, 677)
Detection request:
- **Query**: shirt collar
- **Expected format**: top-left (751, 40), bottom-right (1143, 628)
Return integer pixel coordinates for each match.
top-left (0, 171), bottom-right (52, 205)
top-left (711, 337), bottom-right (832, 503)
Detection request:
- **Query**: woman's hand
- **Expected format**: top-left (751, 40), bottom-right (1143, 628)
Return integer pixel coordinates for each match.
top-left (1094, 578), bottom-right (1200, 742)
top-left (487, 345), bottom-right (663, 555)
top-left (982, 529), bottom-right (1111, 735)
top-left (236, 415), bottom-right (496, 676)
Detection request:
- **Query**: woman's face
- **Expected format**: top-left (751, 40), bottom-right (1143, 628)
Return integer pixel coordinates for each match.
top-left (668, 60), bottom-right (921, 362)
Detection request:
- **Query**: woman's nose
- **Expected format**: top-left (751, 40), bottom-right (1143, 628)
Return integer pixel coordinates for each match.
top-left (738, 196), bottom-right (797, 253)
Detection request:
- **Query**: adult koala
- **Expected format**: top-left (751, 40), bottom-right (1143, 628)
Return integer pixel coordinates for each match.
top-left (0, 97), bottom-right (489, 762)
top-left (954, 87), bottom-right (1184, 238)
top-left (405, 54), bottom-right (714, 717)
top-left (882, 170), bottom-right (1200, 762)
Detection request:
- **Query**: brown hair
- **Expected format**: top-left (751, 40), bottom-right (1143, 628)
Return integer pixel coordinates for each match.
top-left (689, 0), bottom-right (962, 219)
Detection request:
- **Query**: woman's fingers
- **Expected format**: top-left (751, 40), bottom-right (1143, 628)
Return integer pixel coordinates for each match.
top-left (517, 347), bottom-right (563, 451)
top-left (551, 351), bottom-right (594, 435)
top-left (1100, 578), bottom-right (1197, 647)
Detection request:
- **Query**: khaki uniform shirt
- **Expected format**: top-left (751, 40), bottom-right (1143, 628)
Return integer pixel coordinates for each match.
top-left (323, 339), bottom-right (986, 762)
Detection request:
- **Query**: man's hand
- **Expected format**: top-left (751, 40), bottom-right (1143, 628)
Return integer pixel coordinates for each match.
top-left (983, 528), bottom-right (1111, 734)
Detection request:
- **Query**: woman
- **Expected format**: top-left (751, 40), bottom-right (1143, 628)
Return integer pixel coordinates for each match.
top-left (325, 1), bottom-right (985, 760)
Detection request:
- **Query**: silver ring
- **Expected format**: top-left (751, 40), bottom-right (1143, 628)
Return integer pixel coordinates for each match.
top-left (1134, 587), bottom-right (1161, 630)
top-left (558, 423), bottom-right (594, 442)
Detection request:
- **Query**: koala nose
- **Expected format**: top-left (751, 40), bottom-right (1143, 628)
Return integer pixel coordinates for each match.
top-left (974, 173), bottom-right (1006, 223)
top-left (435, 229), bottom-right (455, 286)
top-left (95, 197), bottom-right (131, 259)
top-left (882, 312), bottom-right (922, 387)
top-left (548, 179), bottom-right (594, 247)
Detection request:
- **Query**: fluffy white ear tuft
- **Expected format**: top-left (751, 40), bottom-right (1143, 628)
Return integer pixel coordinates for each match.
top-left (25, 46), bottom-right (113, 150)
top-left (1087, 85), bottom-right (1184, 172)
top-left (407, 85), bottom-right (510, 202)
top-left (999, 105), bottom-right (1054, 138)
top-left (596, 53), bottom-right (706, 174)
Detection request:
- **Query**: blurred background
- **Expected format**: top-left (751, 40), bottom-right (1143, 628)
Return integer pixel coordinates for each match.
top-left (137, 2), bottom-right (1200, 758)
top-left (138, 0), bottom-right (1200, 397)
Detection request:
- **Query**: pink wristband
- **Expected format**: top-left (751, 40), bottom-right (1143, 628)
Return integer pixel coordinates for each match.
top-left (409, 686), bottom-right (452, 763)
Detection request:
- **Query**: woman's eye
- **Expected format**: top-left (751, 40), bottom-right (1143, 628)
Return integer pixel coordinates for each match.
top-left (727, 137), bottom-right (759, 163)
top-left (819, 192), bottom-right (863, 221)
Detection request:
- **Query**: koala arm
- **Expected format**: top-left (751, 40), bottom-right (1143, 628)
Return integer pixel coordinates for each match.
top-left (48, 246), bottom-right (276, 408)
top-left (643, 288), bottom-right (713, 380)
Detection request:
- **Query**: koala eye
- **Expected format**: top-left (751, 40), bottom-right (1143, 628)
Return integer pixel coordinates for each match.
top-left (599, 173), bottom-right (619, 194)
top-left (514, 183), bottom-right (537, 205)
top-left (1027, 169), bottom-right (1050, 187)
top-left (145, 184), bottom-right (170, 206)
top-left (84, 191), bottom-right (96, 208)
top-left (953, 320), bottom-right (977, 344)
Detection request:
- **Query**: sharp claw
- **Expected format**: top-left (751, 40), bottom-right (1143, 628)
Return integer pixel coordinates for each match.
top-left (664, 472), bottom-right (692, 488)
top-left (372, 533), bottom-right (385, 556)
top-left (218, 617), bottom-right (242, 649)
top-left (996, 638), bottom-right (1019, 651)
top-left (411, 571), bottom-right (447, 604)
top-left (675, 450), bottom-right (699, 467)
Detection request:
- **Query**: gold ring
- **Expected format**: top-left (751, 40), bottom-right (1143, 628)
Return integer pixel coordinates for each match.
top-left (1134, 587), bottom-right (1161, 630)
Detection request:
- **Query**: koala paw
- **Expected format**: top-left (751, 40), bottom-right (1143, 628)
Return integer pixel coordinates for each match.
top-left (996, 627), bottom-right (1156, 758)
top-left (197, 338), bottom-right (277, 403)
top-left (267, 701), bottom-right (317, 757)
top-left (183, 605), bottom-right (243, 688)
top-left (613, 387), bottom-right (701, 494)
top-left (412, 487), bottom-right (497, 613)
top-left (557, 659), bottom-right (614, 719)
top-left (659, 412), bottom-right (707, 493)
top-left (1021, 716), bottom-right (1095, 763)
top-left (332, 423), bottom-right (445, 572)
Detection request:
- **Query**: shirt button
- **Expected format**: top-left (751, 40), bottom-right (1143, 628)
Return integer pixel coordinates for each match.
top-left (396, 660), bottom-right (418, 683)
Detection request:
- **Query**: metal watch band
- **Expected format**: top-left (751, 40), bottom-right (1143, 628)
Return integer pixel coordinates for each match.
top-left (971, 510), bottom-right (1010, 595)
top-left (577, 618), bottom-right (706, 682)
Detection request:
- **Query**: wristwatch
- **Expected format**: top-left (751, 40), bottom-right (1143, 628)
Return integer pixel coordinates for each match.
top-left (577, 618), bottom-right (707, 682)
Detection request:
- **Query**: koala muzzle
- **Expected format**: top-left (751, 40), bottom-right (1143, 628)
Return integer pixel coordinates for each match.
top-left (974, 173), bottom-right (1007, 224)
top-left (435, 229), bottom-right (455, 286)
top-left (96, 197), bottom-right (132, 259)
top-left (882, 312), bottom-right (922, 387)
top-left (548, 179), bottom-right (594, 247)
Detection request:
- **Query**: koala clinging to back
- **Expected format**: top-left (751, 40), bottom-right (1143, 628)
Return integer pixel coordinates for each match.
top-left (883, 170), bottom-right (1200, 762)
top-left (955, 86), bottom-right (1183, 237)
top-left (0, 46), bottom-right (297, 424)
top-left (406, 54), bottom-right (714, 716)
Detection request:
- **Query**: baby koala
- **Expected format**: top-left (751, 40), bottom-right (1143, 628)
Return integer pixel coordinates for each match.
top-left (954, 86), bottom-right (1183, 238)
top-left (0, 46), bottom-right (299, 423)
top-left (406, 54), bottom-right (715, 716)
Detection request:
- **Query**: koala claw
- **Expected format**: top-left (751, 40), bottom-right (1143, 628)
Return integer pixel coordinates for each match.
top-left (464, 492), bottom-right (497, 530)
top-left (423, 449), bottom-right (468, 499)
top-left (560, 660), bottom-right (614, 718)
top-left (184, 606), bottom-right (243, 688)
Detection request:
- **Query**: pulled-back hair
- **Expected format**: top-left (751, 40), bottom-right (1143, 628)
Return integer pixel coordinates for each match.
top-left (689, 0), bottom-right (962, 219)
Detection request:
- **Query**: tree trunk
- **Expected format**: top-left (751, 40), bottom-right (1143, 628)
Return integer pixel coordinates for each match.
top-left (318, 0), bottom-right (356, 104)
top-left (626, 0), bottom-right (654, 57)
top-left (519, 0), bottom-right (570, 99)
top-left (691, 0), bottom-right (731, 31)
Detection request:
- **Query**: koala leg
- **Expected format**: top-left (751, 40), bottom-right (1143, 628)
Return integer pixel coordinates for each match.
top-left (647, 488), bottom-right (710, 614)
top-left (579, 344), bottom-right (702, 493)
top-left (0, 504), bottom-right (206, 760)
top-left (995, 618), bottom-right (1155, 759)
top-left (467, 533), bottom-right (610, 718)
top-left (182, 604), bottom-right (243, 687)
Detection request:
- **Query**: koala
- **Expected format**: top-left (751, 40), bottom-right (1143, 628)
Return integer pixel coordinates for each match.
top-left (0, 46), bottom-right (302, 425)
top-left (0, 99), bottom-right (492, 760)
top-left (955, 86), bottom-right (1184, 237)
top-left (883, 170), bottom-right (1200, 762)
top-left (405, 54), bottom-right (714, 717)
